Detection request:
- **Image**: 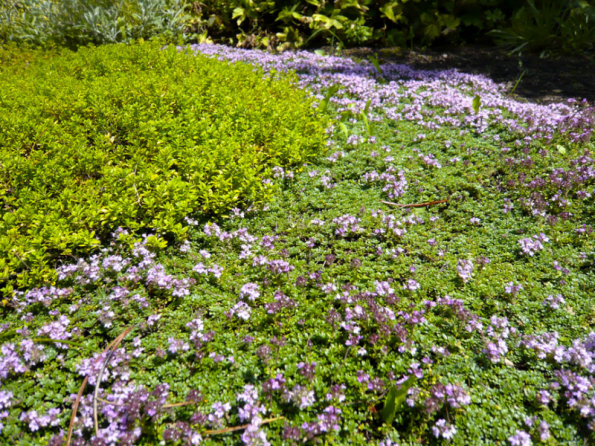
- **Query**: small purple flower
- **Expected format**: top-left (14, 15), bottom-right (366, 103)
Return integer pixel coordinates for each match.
top-left (267, 260), bottom-right (294, 275)
top-left (403, 279), bottom-right (420, 291)
top-left (147, 314), bottom-right (161, 326)
top-left (432, 419), bottom-right (457, 439)
top-left (37, 316), bottom-right (72, 348)
top-left (536, 390), bottom-right (551, 405)
top-left (538, 421), bottom-right (550, 441)
top-left (262, 374), bottom-right (286, 394)
top-left (374, 280), bottom-right (393, 296)
top-left (456, 259), bottom-right (474, 283)
top-left (240, 283), bottom-right (260, 301)
top-left (508, 430), bottom-right (532, 446)
top-left (167, 338), bottom-right (190, 354)
top-left (518, 233), bottom-right (549, 256)
top-left (193, 263), bottom-right (208, 275)
top-left (20, 407), bottom-right (61, 432)
top-left (318, 405), bottom-right (342, 432)
top-left (543, 294), bottom-right (566, 310)
top-left (207, 402), bottom-right (231, 425)
top-left (505, 282), bottom-right (523, 296)
top-left (326, 384), bottom-right (346, 402)
top-left (230, 302), bottom-right (252, 320)
top-left (284, 385), bottom-right (315, 409)
top-left (241, 419), bottom-right (270, 446)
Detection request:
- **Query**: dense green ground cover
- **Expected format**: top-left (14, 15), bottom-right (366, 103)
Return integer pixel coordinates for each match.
top-left (0, 42), bottom-right (327, 293)
top-left (0, 44), bottom-right (594, 445)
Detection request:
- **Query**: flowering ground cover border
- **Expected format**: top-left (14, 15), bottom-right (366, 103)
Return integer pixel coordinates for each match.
top-left (0, 44), bottom-right (593, 445)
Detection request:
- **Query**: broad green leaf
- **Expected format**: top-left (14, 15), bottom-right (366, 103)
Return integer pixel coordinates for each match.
top-left (381, 375), bottom-right (417, 425)
top-left (339, 122), bottom-right (349, 139)
top-left (368, 55), bottom-right (382, 76)
top-left (380, 3), bottom-right (398, 22)
top-left (472, 95), bottom-right (481, 114)
top-left (317, 84), bottom-right (340, 113)
top-left (360, 109), bottom-right (371, 136)
top-left (232, 7), bottom-right (245, 24)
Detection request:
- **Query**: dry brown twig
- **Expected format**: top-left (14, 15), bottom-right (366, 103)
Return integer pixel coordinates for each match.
top-left (93, 327), bottom-right (134, 436)
top-left (66, 326), bottom-right (278, 444)
top-left (65, 326), bottom-right (134, 446)
top-left (381, 198), bottom-right (449, 208)
top-left (204, 416), bottom-right (285, 436)
top-left (65, 376), bottom-right (88, 446)
top-left (95, 396), bottom-right (197, 409)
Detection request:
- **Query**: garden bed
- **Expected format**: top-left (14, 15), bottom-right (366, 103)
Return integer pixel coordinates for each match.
top-left (0, 43), bottom-right (594, 445)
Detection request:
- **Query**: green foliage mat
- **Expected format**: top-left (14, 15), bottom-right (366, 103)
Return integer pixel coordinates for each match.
top-left (2, 111), bottom-right (593, 444)
top-left (0, 42), bottom-right (327, 292)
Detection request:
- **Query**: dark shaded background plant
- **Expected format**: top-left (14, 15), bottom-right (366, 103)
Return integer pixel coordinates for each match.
top-left (489, 0), bottom-right (595, 55)
top-left (1, 0), bottom-right (594, 54)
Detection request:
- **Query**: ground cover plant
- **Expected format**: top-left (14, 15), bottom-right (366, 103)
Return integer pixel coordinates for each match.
top-left (0, 44), bottom-right (594, 445)
top-left (0, 41), bottom-right (327, 293)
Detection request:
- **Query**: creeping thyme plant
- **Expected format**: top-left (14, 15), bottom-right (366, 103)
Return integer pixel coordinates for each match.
top-left (0, 44), bottom-right (594, 445)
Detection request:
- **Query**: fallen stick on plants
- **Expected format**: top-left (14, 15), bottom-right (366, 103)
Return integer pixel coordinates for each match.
top-left (66, 326), bottom-right (134, 445)
top-left (95, 396), bottom-right (198, 409)
top-left (204, 416), bottom-right (285, 436)
top-left (93, 326), bottom-right (134, 436)
top-left (66, 376), bottom-right (88, 446)
top-left (381, 198), bottom-right (449, 208)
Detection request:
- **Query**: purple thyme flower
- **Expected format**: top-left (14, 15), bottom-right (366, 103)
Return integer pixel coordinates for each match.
top-left (543, 294), bottom-right (566, 310)
top-left (240, 283), bottom-right (261, 301)
top-left (403, 279), bottom-right (420, 291)
top-left (508, 430), bottom-right (532, 446)
top-left (456, 259), bottom-right (474, 283)
top-left (432, 419), bottom-right (457, 439)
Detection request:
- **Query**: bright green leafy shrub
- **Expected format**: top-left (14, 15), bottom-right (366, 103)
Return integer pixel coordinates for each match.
top-left (0, 41), bottom-right (328, 292)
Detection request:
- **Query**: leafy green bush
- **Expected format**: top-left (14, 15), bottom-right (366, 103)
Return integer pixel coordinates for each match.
top-left (0, 0), bottom-right (191, 48)
top-left (183, 0), bottom-right (595, 53)
top-left (185, 0), bottom-right (515, 50)
top-left (2, 0), bottom-right (593, 54)
top-left (489, 0), bottom-right (595, 54)
top-left (0, 41), bottom-right (328, 293)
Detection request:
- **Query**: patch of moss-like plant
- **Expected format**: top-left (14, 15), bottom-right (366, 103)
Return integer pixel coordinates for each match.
top-left (0, 41), bottom-right (328, 292)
